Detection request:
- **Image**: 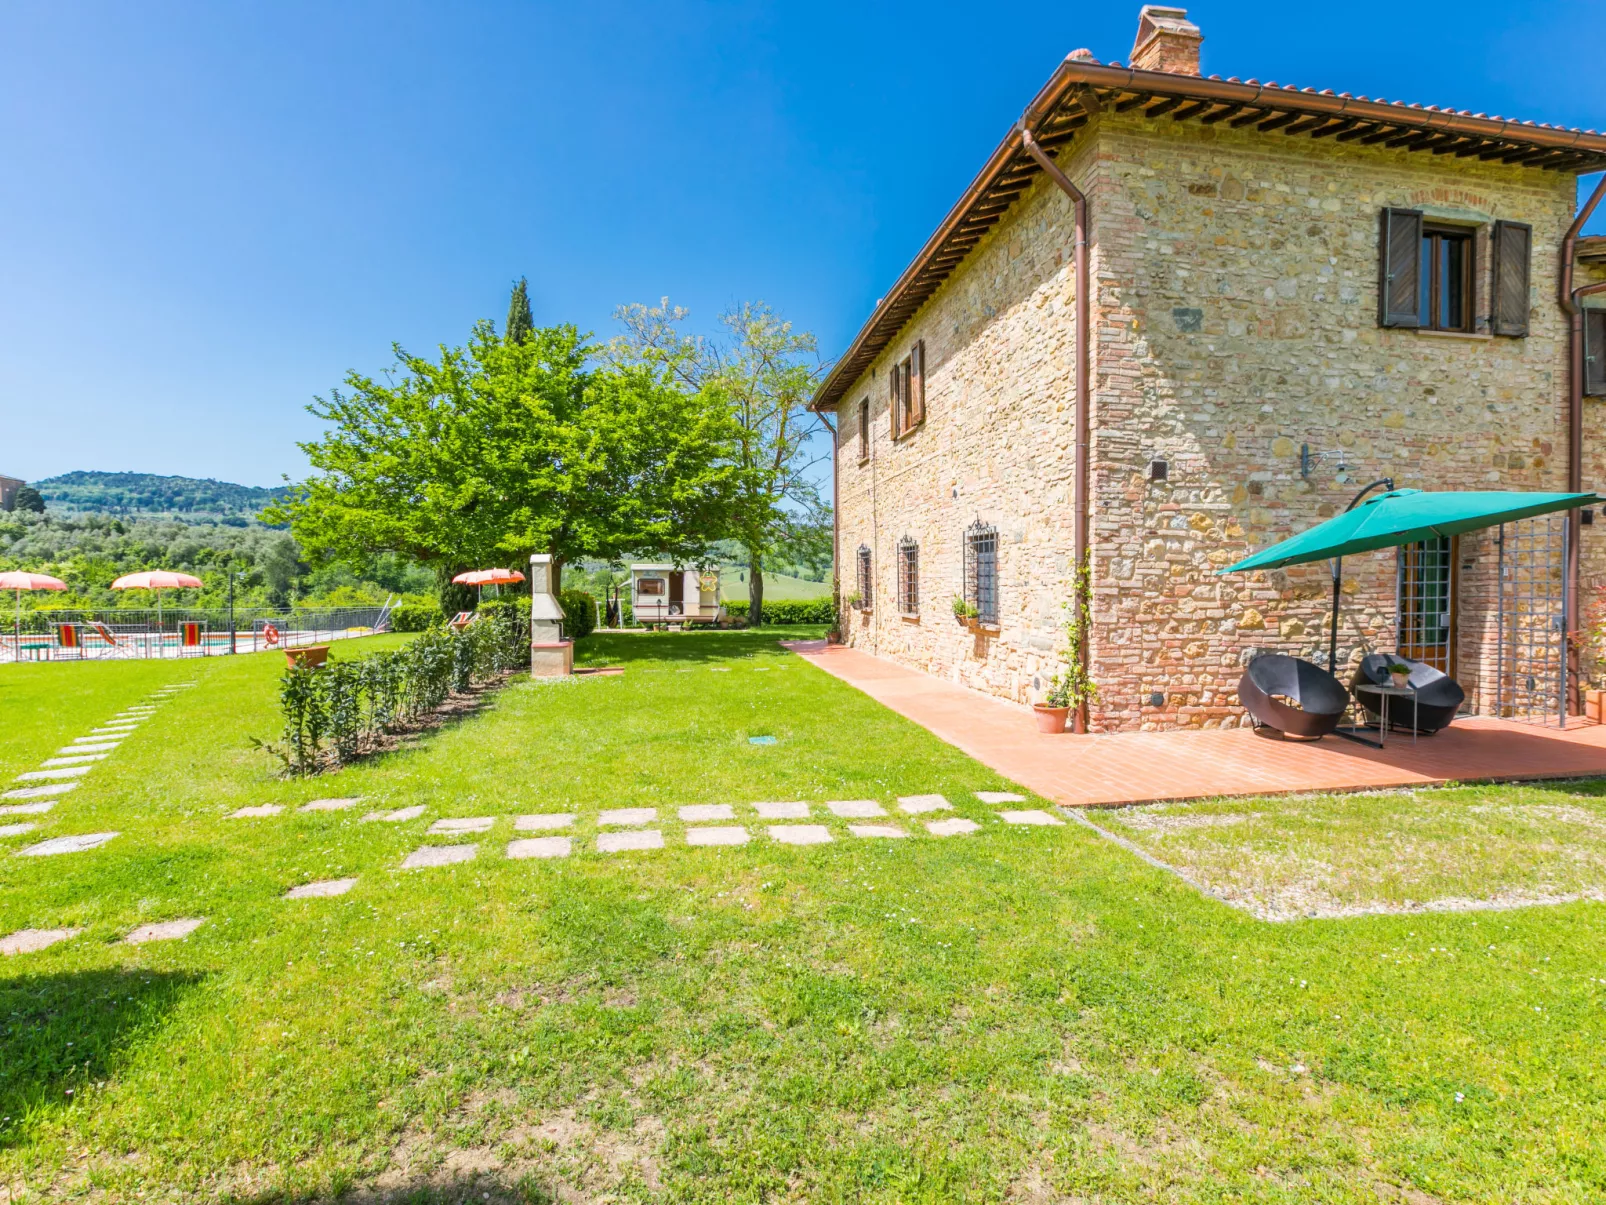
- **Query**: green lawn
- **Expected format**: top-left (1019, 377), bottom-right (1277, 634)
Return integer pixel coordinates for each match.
top-left (1, 632), bottom-right (1604, 1202)
top-left (717, 568), bottom-right (829, 601)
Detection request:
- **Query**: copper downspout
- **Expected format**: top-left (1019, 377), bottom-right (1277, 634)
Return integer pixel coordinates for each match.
top-left (1561, 173), bottom-right (1606, 713)
top-left (1019, 119), bottom-right (1092, 734)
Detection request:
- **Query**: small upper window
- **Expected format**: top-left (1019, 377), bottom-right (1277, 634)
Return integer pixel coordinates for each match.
top-left (896, 537), bottom-right (919, 616)
top-left (889, 341), bottom-right (926, 439)
top-left (856, 398), bottom-right (870, 463)
top-left (1418, 226), bottom-right (1474, 333)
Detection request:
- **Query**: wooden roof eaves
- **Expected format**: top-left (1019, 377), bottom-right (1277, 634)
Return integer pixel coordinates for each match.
top-left (810, 59), bottom-right (1606, 412)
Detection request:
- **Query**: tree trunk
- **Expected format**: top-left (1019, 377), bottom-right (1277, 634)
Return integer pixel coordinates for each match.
top-left (748, 547), bottom-right (764, 627)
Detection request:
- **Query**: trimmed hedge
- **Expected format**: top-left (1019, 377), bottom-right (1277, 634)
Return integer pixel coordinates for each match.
top-left (390, 600), bottom-right (443, 632)
top-left (724, 597), bottom-right (836, 625)
top-left (559, 589), bottom-right (596, 640)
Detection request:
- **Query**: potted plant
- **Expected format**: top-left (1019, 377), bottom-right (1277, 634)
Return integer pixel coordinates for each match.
top-left (1033, 674), bottom-right (1074, 733)
top-left (286, 645), bottom-right (330, 670)
top-left (845, 590), bottom-right (863, 612)
top-left (952, 596), bottom-right (978, 628)
top-left (1384, 660), bottom-right (1411, 688)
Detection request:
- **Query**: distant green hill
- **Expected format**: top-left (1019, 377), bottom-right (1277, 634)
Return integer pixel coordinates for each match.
top-left (34, 471), bottom-right (288, 522)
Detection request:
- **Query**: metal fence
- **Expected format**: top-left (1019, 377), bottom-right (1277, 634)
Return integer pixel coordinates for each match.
top-left (1, 605), bottom-right (393, 663)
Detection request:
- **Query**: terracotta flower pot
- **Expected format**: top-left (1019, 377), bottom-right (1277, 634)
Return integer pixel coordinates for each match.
top-left (1389, 671), bottom-right (1409, 688)
top-left (1033, 703), bottom-right (1070, 734)
top-left (287, 644), bottom-right (330, 670)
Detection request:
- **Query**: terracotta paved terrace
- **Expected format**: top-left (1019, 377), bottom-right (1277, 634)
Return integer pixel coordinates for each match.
top-left (786, 641), bottom-right (1606, 807)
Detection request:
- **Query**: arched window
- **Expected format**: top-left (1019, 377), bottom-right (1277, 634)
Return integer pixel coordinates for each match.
top-left (856, 544), bottom-right (873, 611)
top-left (897, 537), bottom-right (919, 615)
top-left (963, 520), bottom-right (998, 626)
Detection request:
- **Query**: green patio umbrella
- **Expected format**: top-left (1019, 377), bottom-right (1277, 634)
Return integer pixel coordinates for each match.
top-left (1219, 487), bottom-right (1599, 672)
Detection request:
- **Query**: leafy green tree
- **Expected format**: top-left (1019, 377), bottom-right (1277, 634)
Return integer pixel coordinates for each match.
top-left (274, 321), bottom-right (741, 591)
top-left (611, 299), bottom-right (829, 624)
top-left (505, 277), bottom-right (534, 346)
top-left (13, 486), bottom-right (45, 514)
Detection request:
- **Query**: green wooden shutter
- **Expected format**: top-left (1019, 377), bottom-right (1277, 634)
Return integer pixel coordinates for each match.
top-left (1378, 208), bottom-right (1423, 328)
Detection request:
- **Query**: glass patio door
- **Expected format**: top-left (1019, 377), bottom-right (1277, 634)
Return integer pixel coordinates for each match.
top-left (1397, 537), bottom-right (1453, 671)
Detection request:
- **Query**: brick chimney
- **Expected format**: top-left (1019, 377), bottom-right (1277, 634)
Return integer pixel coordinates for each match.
top-left (1130, 5), bottom-right (1202, 75)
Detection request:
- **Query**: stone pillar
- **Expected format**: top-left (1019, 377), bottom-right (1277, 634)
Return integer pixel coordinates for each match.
top-left (529, 553), bottom-right (573, 677)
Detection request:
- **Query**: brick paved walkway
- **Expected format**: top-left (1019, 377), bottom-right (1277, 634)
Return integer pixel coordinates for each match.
top-left (787, 641), bottom-right (1606, 807)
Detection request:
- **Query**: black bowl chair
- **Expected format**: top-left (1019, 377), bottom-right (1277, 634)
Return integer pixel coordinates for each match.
top-left (1237, 654), bottom-right (1350, 739)
top-left (1351, 653), bottom-right (1465, 735)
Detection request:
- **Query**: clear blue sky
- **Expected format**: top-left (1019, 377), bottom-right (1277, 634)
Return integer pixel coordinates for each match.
top-left (2, 1), bottom-right (1601, 488)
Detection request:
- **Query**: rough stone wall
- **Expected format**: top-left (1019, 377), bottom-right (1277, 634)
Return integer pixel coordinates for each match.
top-left (1575, 256), bottom-right (1606, 690)
top-left (1090, 114), bottom-right (1578, 731)
top-left (832, 108), bottom-right (1587, 731)
top-left (832, 140), bottom-right (1099, 705)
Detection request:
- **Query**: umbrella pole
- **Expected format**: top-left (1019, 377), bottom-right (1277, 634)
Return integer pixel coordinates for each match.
top-left (1329, 557), bottom-right (1342, 674)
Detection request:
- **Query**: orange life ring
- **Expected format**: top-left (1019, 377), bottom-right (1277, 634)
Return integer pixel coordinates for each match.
top-left (263, 623), bottom-right (281, 647)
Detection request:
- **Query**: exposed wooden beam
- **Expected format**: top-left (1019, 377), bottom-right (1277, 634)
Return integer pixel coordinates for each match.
top-left (1144, 96), bottom-right (1184, 119)
top-left (1358, 125), bottom-right (1407, 145)
top-left (1334, 123), bottom-right (1384, 143)
top-left (1169, 100), bottom-right (1213, 122)
top-left (1112, 92), bottom-right (1152, 113)
top-left (1228, 108), bottom-right (1271, 129)
top-left (1257, 111), bottom-right (1301, 132)
top-left (1309, 118), bottom-right (1360, 140)
top-left (1198, 103), bottom-right (1244, 126)
top-left (1282, 115), bottom-right (1334, 136)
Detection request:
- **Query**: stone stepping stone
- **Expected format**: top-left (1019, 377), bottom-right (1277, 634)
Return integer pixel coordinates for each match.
top-left (17, 766), bottom-right (92, 781)
top-left (709, 667), bottom-right (730, 672)
top-left (827, 800), bottom-right (886, 818)
top-left (18, 832), bottom-right (118, 857)
top-left (228, 804), bottom-right (283, 819)
top-left (976, 791), bottom-right (1026, 804)
top-left (769, 824), bottom-right (832, 846)
top-left (686, 825), bottom-right (748, 846)
top-left (402, 844), bottom-right (478, 869)
top-left (2, 783), bottom-right (76, 800)
top-left (64, 742), bottom-right (120, 753)
top-left (999, 810), bottom-right (1064, 826)
top-left (428, 816), bottom-right (494, 835)
top-left (0, 823), bottom-right (38, 838)
top-left (42, 754), bottom-right (107, 767)
top-left (599, 807), bottom-right (657, 827)
top-left (124, 918), bottom-right (205, 944)
top-left (363, 805), bottom-right (426, 823)
top-left (598, 830), bottom-right (664, 853)
top-left (897, 794), bottom-right (952, 814)
top-left (754, 801), bottom-right (809, 820)
top-left (1, 928), bottom-right (82, 956)
top-left (285, 878), bottom-right (356, 899)
top-left (927, 817), bottom-right (981, 837)
top-left (299, 798), bottom-right (361, 812)
top-left (679, 804), bottom-right (735, 822)
top-left (849, 824), bottom-right (907, 839)
top-left (0, 801), bottom-right (54, 816)
top-left (514, 813), bottom-right (574, 831)
top-left (89, 729), bottom-right (136, 737)
top-left (507, 836), bottom-right (572, 859)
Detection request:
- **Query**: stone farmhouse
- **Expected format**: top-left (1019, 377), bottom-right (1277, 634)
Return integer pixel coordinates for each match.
top-left (815, 6), bottom-right (1606, 732)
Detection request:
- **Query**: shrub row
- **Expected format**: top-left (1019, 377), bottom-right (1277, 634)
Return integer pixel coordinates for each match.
top-left (389, 600), bottom-right (442, 631)
top-left (273, 606), bottom-right (526, 775)
top-left (723, 597), bottom-right (836, 625)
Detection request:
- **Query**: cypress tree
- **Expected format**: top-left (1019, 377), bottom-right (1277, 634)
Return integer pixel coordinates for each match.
top-left (505, 277), bottom-right (534, 345)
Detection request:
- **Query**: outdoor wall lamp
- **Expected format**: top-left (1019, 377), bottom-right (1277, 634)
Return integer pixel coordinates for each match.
top-left (1301, 442), bottom-right (1350, 483)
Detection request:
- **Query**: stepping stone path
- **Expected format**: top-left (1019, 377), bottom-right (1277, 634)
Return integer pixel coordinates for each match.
top-left (428, 817), bottom-right (494, 834)
top-left (285, 878), bottom-right (357, 899)
top-left (229, 805), bottom-right (284, 818)
top-left (687, 826), bottom-right (748, 846)
top-left (848, 824), bottom-right (906, 839)
top-left (507, 836), bottom-right (572, 859)
top-left (598, 830), bottom-right (664, 853)
top-left (124, 918), bottom-right (205, 944)
top-left (599, 807), bottom-right (657, 826)
top-left (364, 805), bottom-right (427, 823)
top-left (402, 844), bottom-right (478, 868)
top-left (0, 801), bottom-right (54, 816)
top-left (927, 817), bottom-right (981, 837)
top-left (827, 800), bottom-right (886, 818)
top-left (515, 813), bottom-right (574, 831)
top-left (300, 798), bottom-right (361, 812)
top-left (999, 810), bottom-right (1064, 826)
top-left (42, 754), bottom-right (107, 767)
top-left (0, 823), bottom-right (38, 837)
top-left (976, 792), bottom-right (1026, 804)
top-left (1, 928), bottom-right (81, 956)
top-left (769, 824), bottom-right (832, 846)
top-left (754, 801), bottom-right (809, 819)
top-left (18, 832), bottom-right (118, 857)
top-left (16, 766), bottom-right (92, 781)
top-left (898, 794), bottom-right (952, 814)
top-left (679, 804), bottom-right (734, 822)
top-left (64, 742), bottom-right (119, 753)
top-left (2, 783), bottom-right (77, 800)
